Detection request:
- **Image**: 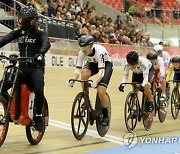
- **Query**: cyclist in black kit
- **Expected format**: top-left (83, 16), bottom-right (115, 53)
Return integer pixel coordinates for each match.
top-left (0, 5), bottom-right (51, 131)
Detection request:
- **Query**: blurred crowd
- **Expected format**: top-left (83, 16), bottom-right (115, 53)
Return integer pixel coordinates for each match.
top-left (0, 0), bottom-right (156, 46)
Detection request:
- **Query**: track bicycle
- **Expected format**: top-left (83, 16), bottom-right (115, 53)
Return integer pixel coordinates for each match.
top-left (120, 82), bottom-right (155, 132)
top-left (70, 79), bottom-right (111, 140)
top-left (0, 54), bottom-right (49, 147)
top-left (152, 81), bottom-right (168, 123)
top-left (169, 80), bottom-right (180, 119)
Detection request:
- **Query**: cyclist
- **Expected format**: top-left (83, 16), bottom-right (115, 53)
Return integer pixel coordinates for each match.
top-left (146, 51), bottom-right (167, 104)
top-left (154, 44), bottom-right (171, 99)
top-left (118, 51), bottom-right (154, 113)
top-left (67, 35), bottom-right (113, 126)
top-left (0, 5), bottom-right (51, 131)
top-left (166, 56), bottom-right (180, 82)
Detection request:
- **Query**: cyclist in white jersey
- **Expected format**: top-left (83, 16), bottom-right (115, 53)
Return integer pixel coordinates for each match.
top-left (146, 51), bottom-right (166, 103)
top-left (154, 44), bottom-right (170, 68)
top-left (67, 35), bottom-right (113, 126)
top-left (154, 44), bottom-right (171, 99)
top-left (119, 51), bottom-right (155, 113)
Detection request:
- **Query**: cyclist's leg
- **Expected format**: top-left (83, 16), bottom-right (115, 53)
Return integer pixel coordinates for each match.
top-left (97, 62), bottom-right (113, 126)
top-left (81, 62), bottom-right (96, 91)
top-left (30, 68), bottom-right (45, 131)
top-left (144, 66), bottom-right (154, 112)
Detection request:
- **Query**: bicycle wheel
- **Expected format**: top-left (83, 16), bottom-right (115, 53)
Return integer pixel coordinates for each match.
top-left (142, 94), bottom-right (154, 131)
top-left (156, 89), bottom-right (167, 123)
top-left (96, 92), bottom-right (111, 137)
top-left (171, 86), bottom-right (179, 119)
top-left (26, 98), bottom-right (49, 145)
top-left (0, 96), bottom-right (9, 147)
top-left (124, 92), bottom-right (139, 132)
top-left (71, 92), bottom-right (89, 140)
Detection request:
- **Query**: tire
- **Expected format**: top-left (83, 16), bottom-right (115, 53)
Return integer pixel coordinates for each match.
top-left (156, 89), bottom-right (167, 123)
top-left (0, 96), bottom-right (9, 147)
top-left (124, 92), bottom-right (139, 132)
top-left (26, 98), bottom-right (49, 145)
top-left (71, 92), bottom-right (89, 140)
top-left (171, 86), bottom-right (179, 119)
top-left (142, 94), bottom-right (154, 131)
top-left (96, 92), bottom-right (111, 137)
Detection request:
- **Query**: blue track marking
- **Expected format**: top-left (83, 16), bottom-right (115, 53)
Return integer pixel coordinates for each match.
top-left (83, 136), bottom-right (180, 154)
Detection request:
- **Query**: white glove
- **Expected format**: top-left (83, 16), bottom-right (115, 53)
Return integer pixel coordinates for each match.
top-left (91, 81), bottom-right (97, 88)
top-left (67, 80), bottom-right (74, 87)
top-left (37, 55), bottom-right (43, 61)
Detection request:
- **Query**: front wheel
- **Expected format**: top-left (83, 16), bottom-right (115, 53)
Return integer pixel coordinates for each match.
top-left (156, 89), bottom-right (167, 123)
top-left (96, 93), bottom-right (111, 137)
top-left (171, 86), bottom-right (179, 119)
top-left (0, 96), bottom-right (9, 147)
top-left (26, 98), bottom-right (49, 145)
top-left (124, 92), bottom-right (139, 132)
top-left (71, 92), bottom-right (89, 140)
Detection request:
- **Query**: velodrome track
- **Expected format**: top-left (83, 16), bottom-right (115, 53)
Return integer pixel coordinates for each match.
top-left (0, 66), bottom-right (180, 154)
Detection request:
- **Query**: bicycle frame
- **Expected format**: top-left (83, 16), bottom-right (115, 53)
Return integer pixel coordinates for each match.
top-left (0, 55), bottom-right (35, 124)
top-left (69, 79), bottom-right (97, 119)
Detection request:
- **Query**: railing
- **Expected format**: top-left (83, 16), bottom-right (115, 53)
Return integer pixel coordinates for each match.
top-left (0, 1), bottom-right (17, 29)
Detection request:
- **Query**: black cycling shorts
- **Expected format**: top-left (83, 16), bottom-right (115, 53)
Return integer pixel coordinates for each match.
top-left (84, 61), bottom-right (113, 88)
top-left (132, 66), bottom-right (154, 83)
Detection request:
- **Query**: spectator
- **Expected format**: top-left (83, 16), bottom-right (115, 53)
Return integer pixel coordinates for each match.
top-left (42, 4), bottom-right (49, 16)
top-left (172, 6), bottom-right (180, 19)
top-left (115, 15), bottom-right (123, 25)
top-left (74, 21), bottom-right (82, 39)
top-left (35, 0), bottom-right (42, 13)
top-left (48, 2), bottom-right (57, 17)
top-left (124, 0), bottom-right (131, 13)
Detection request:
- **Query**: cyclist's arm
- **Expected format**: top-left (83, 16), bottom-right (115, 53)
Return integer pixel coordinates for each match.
top-left (72, 51), bottom-right (85, 79)
top-left (142, 62), bottom-right (150, 86)
top-left (38, 27), bottom-right (51, 55)
top-left (0, 27), bottom-right (21, 48)
top-left (142, 73), bottom-right (148, 86)
top-left (166, 63), bottom-right (173, 81)
top-left (121, 64), bottom-right (129, 85)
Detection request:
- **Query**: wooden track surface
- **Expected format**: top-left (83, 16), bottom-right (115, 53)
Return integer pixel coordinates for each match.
top-left (0, 66), bottom-right (180, 154)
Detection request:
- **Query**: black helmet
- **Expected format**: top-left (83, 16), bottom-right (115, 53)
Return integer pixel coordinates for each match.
top-left (126, 51), bottom-right (139, 65)
top-left (146, 51), bottom-right (158, 60)
top-left (19, 5), bottom-right (37, 18)
top-left (78, 35), bottom-right (94, 47)
top-left (172, 56), bottom-right (180, 63)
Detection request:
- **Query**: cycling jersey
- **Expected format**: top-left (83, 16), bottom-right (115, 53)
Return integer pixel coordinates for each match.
top-left (122, 56), bottom-right (152, 86)
top-left (76, 44), bottom-right (112, 69)
top-left (154, 56), bottom-right (165, 79)
top-left (0, 24), bottom-right (51, 67)
top-left (166, 63), bottom-right (180, 81)
top-left (161, 50), bottom-right (171, 65)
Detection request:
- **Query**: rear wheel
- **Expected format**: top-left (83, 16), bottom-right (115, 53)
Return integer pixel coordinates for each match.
top-left (96, 93), bottom-right (111, 137)
top-left (26, 98), bottom-right (49, 145)
top-left (0, 96), bottom-right (9, 147)
top-left (71, 92), bottom-right (89, 140)
top-left (171, 86), bottom-right (179, 119)
top-left (124, 92), bottom-right (139, 132)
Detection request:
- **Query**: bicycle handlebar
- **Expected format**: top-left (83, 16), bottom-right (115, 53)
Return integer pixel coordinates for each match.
top-left (120, 82), bottom-right (141, 87)
top-left (0, 54), bottom-right (35, 64)
top-left (69, 79), bottom-right (93, 84)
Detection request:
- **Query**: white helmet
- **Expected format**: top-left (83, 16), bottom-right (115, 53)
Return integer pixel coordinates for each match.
top-left (154, 45), bottom-right (163, 53)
